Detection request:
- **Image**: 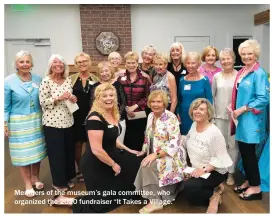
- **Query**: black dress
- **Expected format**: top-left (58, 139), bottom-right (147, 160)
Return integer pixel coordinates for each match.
top-left (72, 112), bottom-right (143, 213)
top-left (72, 77), bottom-right (94, 142)
top-left (167, 62), bottom-right (188, 92)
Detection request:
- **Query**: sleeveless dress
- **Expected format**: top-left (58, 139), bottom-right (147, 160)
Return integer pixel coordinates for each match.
top-left (72, 112), bottom-right (143, 213)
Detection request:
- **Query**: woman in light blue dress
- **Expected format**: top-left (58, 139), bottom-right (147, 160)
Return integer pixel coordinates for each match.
top-left (177, 52), bottom-right (213, 135)
top-left (4, 50), bottom-right (47, 197)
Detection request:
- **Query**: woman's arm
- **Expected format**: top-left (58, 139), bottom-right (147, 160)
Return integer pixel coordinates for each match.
top-left (116, 139), bottom-right (139, 155)
top-left (168, 74), bottom-right (177, 113)
top-left (39, 79), bottom-right (56, 109)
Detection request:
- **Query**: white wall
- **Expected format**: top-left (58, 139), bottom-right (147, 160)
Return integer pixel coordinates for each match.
top-left (5, 4), bottom-right (82, 64)
top-left (131, 5), bottom-right (262, 66)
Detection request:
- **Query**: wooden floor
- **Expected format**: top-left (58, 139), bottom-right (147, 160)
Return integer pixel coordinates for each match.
top-left (4, 140), bottom-right (269, 213)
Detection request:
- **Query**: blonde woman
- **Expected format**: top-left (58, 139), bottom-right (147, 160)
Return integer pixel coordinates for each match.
top-left (199, 46), bottom-right (222, 85)
top-left (71, 83), bottom-right (142, 213)
top-left (150, 53), bottom-right (177, 113)
top-left (4, 50), bottom-right (46, 197)
top-left (108, 51), bottom-right (125, 79)
top-left (39, 54), bottom-right (77, 192)
top-left (89, 61), bottom-right (127, 143)
top-left (212, 48), bottom-right (239, 186)
top-left (70, 52), bottom-right (99, 182)
top-left (167, 42), bottom-right (188, 91)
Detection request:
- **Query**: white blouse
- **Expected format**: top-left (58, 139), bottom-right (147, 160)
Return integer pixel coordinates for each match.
top-left (186, 122), bottom-right (233, 174)
top-left (39, 76), bottom-right (74, 128)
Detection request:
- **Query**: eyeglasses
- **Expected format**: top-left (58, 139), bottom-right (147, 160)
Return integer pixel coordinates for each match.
top-left (77, 60), bottom-right (88, 65)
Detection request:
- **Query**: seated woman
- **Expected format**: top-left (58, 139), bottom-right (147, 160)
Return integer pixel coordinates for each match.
top-left (183, 98), bottom-right (232, 213)
top-left (150, 53), bottom-right (177, 113)
top-left (49, 83), bottom-right (143, 213)
top-left (134, 90), bottom-right (187, 214)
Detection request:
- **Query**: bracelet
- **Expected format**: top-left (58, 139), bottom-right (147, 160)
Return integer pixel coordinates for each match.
top-left (156, 152), bottom-right (161, 159)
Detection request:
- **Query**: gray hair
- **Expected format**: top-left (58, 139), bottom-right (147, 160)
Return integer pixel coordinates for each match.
top-left (141, 44), bottom-right (157, 57)
top-left (238, 39), bottom-right (261, 59)
top-left (219, 48), bottom-right (236, 61)
top-left (45, 54), bottom-right (69, 78)
top-left (14, 50), bottom-right (34, 69)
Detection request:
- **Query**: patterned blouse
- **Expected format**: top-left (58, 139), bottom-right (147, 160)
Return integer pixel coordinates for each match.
top-left (186, 122), bottom-right (233, 174)
top-left (39, 76), bottom-right (74, 128)
top-left (142, 110), bottom-right (187, 187)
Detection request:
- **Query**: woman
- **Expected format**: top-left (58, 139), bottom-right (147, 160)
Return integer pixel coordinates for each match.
top-left (70, 52), bottom-right (99, 182)
top-left (118, 51), bottom-right (151, 151)
top-left (150, 53), bottom-right (177, 113)
top-left (108, 51), bottom-right (126, 79)
top-left (231, 39), bottom-right (269, 200)
top-left (183, 98), bottom-right (233, 213)
top-left (199, 46), bottom-right (222, 85)
top-left (4, 50), bottom-right (47, 197)
top-left (212, 48), bottom-right (239, 186)
top-left (39, 54), bottom-right (77, 192)
top-left (90, 61), bottom-right (127, 143)
top-left (138, 44), bottom-right (157, 83)
top-left (134, 90), bottom-right (187, 213)
top-left (167, 42), bottom-right (188, 91)
top-left (177, 52), bottom-right (213, 135)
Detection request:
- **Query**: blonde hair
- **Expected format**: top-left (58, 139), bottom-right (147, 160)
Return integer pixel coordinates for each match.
top-left (74, 52), bottom-right (92, 70)
top-left (46, 54), bottom-right (69, 78)
top-left (96, 61), bottom-right (115, 81)
top-left (183, 52), bottom-right (202, 67)
top-left (153, 53), bottom-right (169, 65)
top-left (189, 98), bottom-right (214, 121)
top-left (147, 90), bottom-right (168, 109)
top-left (14, 50), bottom-right (34, 69)
top-left (201, 46), bottom-right (219, 62)
top-left (219, 48), bottom-right (236, 61)
top-left (124, 51), bottom-right (139, 62)
top-left (238, 39), bottom-right (261, 59)
top-left (169, 42), bottom-right (186, 63)
top-left (91, 83), bottom-right (120, 121)
top-left (141, 44), bottom-right (157, 57)
top-left (108, 52), bottom-right (122, 62)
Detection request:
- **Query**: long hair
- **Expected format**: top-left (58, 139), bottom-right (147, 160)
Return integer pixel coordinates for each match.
top-left (45, 54), bottom-right (69, 78)
top-left (91, 83), bottom-right (120, 122)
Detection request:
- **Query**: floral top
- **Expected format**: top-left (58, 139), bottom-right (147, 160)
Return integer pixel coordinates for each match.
top-left (142, 110), bottom-right (187, 187)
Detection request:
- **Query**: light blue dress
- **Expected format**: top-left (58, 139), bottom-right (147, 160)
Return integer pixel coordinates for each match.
top-left (177, 76), bottom-right (213, 135)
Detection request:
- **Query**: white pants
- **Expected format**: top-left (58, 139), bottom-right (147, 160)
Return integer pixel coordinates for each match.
top-left (215, 118), bottom-right (240, 173)
top-left (117, 119), bottom-right (126, 144)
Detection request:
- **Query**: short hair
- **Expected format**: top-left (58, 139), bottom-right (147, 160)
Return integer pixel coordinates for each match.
top-left (219, 48), bottom-right (236, 61)
top-left (153, 53), bottom-right (169, 65)
top-left (14, 50), bottom-right (34, 69)
top-left (124, 51), bottom-right (139, 62)
top-left (45, 54), bottom-right (69, 78)
top-left (96, 61), bottom-right (115, 80)
top-left (108, 52), bottom-right (122, 62)
top-left (238, 39), bottom-right (261, 59)
top-left (74, 52), bottom-right (92, 69)
top-left (201, 46), bottom-right (219, 62)
top-left (183, 52), bottom-right (202, 67)
top-left (141, 44), bottom-right (157, 57)
top-left (189, 98), bottom-right (214, 121)
top-left (169, 42), bottom-right (186, 63)
top-left (147, 90), bottom-right (169, 109)
top-left (91, 83), bottom-right (120, 121)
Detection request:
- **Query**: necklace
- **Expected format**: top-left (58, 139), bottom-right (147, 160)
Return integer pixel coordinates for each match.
top-left (172, 61), bottom-right (181, 72)
top-left (17, 72), bottom-right (31, 82)
top-left (187, 74), bottom-right (199, 81)
top-left (240, 62), bottom-right (257, 78)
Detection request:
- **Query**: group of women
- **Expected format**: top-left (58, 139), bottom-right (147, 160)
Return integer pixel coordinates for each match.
top-left (4, 39), bottom-right (269, 213)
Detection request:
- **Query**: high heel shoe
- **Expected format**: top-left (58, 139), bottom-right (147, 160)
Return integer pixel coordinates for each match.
top-left (206, 192), bottom-right (222, 213)
top-left (239, 191), bottom-right (262, 201)
top-left (52, 185), bottom-right (68, 193)
top-left (48, 195), bottom-right (60, 207)
top-left (233, 186), bottom-right (249, 193)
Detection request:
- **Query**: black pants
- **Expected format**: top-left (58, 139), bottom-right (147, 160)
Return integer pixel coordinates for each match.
top-left (238, 141), bottom-right (261, 186)
top-left (183, 171), bottom-right (226, 206)
top-left (124, 117), bottom-right (147, 151)
top-left (44, 126), bottom-right (76, 187)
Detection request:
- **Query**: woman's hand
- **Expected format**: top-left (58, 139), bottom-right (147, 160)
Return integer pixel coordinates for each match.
top-left (128, 149), bottom-right (140, 155)
top-left (4, 126), bottom-right (10, 138)
top-left (127, 111), bottom-right (135, 118)
top-left (233, 106), bottom-right (246, 119)
top-left (126, 105), bottom-right (138, 113)
top-left (141, 153), bottom-right (157, 167)
top-left (59, 92), bottom-right (71, 101)
top-left (137, 151), bottom-right (146, 157)
top-left (112, 163), bottom-right (121, 176)
top-left (69, 95), bottom-right (77, 103)
top-left (191, 168), bottom-right (205, 178)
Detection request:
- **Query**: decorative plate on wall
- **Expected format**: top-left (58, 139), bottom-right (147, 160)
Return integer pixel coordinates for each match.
top-left (96, 32), bottom-right (119, 55)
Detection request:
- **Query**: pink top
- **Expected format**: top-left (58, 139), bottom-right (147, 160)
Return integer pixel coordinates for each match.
top-left (199, 65), bottom-right (222, 85)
